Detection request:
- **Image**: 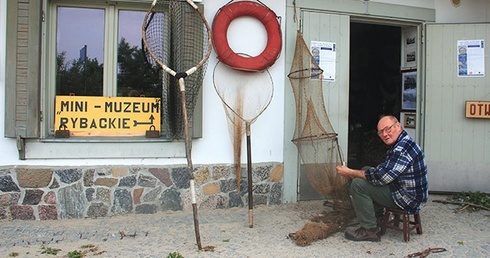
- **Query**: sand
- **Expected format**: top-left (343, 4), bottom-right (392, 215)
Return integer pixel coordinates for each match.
top-left (1, 194), bottom-right (489, 257)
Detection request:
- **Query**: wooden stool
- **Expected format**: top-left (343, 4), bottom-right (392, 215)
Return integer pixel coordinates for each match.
top-left (381, 208), bottom-right (422, 242)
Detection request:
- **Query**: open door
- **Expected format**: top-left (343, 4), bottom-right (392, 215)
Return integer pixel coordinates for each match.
top-left (298, 11), bottom-right (350, 200)
top-left (424, 23), bottom-right (490, 193)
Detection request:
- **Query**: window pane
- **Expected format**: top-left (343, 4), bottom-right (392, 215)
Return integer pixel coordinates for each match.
top-left (117, 10), bottom-right (162, 98)
top-left (56, 7), bottom-right (104, 96)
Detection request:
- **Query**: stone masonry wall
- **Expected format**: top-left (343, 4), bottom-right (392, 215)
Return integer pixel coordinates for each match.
top-left (0, 163), bottom-right (284, 220)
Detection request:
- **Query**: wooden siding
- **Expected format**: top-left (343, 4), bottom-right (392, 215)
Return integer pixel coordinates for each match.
top-left (425, 23), bottom-right (490, 192)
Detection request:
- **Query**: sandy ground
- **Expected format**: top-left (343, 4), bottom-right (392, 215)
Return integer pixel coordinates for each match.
top-left (0, 194), bottom-right (489, 258)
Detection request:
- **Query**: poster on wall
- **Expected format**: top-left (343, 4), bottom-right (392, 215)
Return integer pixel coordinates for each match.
top-left (402, 27), bottom-right (417, 69)
top-left (457, 39), bottom-right (485, 77)
top-left (401, 70), bottom-right (417, 111)
top-left (310, 41), bottom-right (336, 81)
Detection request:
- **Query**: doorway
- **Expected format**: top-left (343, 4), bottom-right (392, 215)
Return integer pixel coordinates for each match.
top-left (347, 22), bottom-right (402, 170)
top-left (286, 3), bottom-right (430, 202)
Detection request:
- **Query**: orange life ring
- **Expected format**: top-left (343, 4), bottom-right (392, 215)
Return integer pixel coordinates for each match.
top-left (212, 1), bottom-right (282, 72)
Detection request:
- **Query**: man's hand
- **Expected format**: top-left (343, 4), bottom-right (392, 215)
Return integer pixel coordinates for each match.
top-left (336, 165), bottom-right (365, 180)
top-left (336, 165), bottom-right (353, 179)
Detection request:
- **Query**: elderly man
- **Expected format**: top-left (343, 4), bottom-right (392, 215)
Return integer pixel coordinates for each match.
top-left (336, 115), bottom-right (428, 242)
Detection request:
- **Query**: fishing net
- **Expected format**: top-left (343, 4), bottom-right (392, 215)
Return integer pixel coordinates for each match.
top-left (213, 59), bottom-right (274, 227)
top-left (288, 31), bottom-right (354, 246)
top-left (142, 0), bottom-right (210, 139)
top-left (142, 0), bottom-right (212, 250)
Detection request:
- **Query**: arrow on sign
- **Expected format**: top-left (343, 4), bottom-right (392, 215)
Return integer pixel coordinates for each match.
top-left (134, 115), bottom-right (155, 126)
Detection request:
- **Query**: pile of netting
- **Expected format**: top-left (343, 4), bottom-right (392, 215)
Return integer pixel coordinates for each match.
top-left (287, 31), bottom-right (355, 246)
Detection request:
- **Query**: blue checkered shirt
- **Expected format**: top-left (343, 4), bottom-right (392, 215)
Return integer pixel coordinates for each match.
top-left (364, 130), bottom-right (428, 214)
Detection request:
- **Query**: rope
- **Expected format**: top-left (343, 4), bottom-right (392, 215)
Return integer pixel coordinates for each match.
top-left (405, 247), bottom-right (447, 258)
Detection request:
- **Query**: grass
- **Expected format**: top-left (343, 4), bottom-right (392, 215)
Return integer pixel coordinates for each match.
top-left (66, 250), bottom-right (83, 258)
top-left (167, 252), bottom-right (184, 258)
top-left (40, 246), bottom-right (61, 255)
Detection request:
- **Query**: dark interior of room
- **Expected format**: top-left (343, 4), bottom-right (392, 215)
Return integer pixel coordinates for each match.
top-left (348, 22), bottom-right (402, 169)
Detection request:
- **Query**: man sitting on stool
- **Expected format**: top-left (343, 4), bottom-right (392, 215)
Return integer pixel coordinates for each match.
top-left (336, 115), bottom-right (428, 242)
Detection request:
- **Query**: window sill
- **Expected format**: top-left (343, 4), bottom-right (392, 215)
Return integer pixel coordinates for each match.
top-left (24, 137), bottom-right (186, 159)
top-left (41, 136), bottom-right (174, 143)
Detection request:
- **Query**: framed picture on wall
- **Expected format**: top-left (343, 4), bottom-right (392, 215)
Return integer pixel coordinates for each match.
top-left (404, 113), bottom-right (416, 128)
top-left (402, 27), bottom-right (417, 69)
top-left (401, 70), bottom-right (417, 111)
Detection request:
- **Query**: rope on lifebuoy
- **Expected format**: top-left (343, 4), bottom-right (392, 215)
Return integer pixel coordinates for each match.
top-left (212, 1), bottom-right (282, 72)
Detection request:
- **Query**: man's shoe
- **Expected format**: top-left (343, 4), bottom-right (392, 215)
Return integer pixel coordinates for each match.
top-left (345, 226), bottom-right (381, 242)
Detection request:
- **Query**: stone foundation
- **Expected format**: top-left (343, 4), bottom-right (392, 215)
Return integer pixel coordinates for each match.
top-left (0, 163), bottom-right (284, 220)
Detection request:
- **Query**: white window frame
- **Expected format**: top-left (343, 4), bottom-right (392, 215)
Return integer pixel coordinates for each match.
top-left (30, 0), bottom-right (187, 159)
top-left (44, 0), bottom-right (156, 137)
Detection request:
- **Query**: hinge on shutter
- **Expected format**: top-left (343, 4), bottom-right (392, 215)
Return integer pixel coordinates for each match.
top-left (42, 11), bottom-right (45, 22)
top-left (16, 135), bottom-right (26, 160)
top-left (40, 111), bottom-right (43, 122)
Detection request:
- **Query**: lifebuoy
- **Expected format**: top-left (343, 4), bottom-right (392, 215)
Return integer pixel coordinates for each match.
top-left (212, 1), bottom-right (282, 72)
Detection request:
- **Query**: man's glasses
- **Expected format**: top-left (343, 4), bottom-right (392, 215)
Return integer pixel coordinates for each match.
top-left (377, 122), bottom-right (397, 136)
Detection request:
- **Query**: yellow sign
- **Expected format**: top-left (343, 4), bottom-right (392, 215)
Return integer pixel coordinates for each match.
top-left (55, 96), bottom-right (161, 136)
top-left (465, 101), bottom-right (490, 119)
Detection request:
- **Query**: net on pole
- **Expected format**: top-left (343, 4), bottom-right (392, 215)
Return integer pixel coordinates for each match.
top-left (142, 0), bottom-right (212, 250)
top-left (143, 0), bottom-right (210, 139)
top-left (213, 60), bottom-right (274, 227)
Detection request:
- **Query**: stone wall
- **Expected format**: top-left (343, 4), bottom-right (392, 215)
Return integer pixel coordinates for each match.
top-left (0, 163), bottom-right (284, 220)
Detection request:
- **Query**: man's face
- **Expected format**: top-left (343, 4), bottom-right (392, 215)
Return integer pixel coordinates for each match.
top-left (377, 117), bottom-right (401, 145)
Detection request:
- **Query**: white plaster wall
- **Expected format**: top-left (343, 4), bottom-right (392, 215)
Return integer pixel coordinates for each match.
top-left (0, 0), bottom-right (286, 167)
top-left (372, 0), bottom-right (434, 9)
top-left (434, 0), bottom-right (490, 23)
top-left (371, 0), bottom-right (490, 22)
top-left (196, 0), bottom-right (286, 165)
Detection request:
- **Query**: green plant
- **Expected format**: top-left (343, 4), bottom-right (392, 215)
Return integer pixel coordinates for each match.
top-left (40, 246), bottom-right (61, 255)
top-left (66, 250), bottom-right (83, 258)
top-left (450, 191), bottom-right (490, 212)
top-left (8, 252), bottom-right (19, 257)
top-left (167, 251), bottom-right (184, 258)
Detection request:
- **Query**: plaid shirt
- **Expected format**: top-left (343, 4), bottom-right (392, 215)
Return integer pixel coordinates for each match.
top-left (365, 130), bottom-right (428, 214)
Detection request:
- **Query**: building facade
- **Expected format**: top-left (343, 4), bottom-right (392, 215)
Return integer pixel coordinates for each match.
top-left (1, 0), bottom-right (489, 220)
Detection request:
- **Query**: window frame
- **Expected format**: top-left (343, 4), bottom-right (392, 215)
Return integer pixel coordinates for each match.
top-left (41, 0), bottom-right (202, 143)
top-left (44, 0), bottom-right (151, 138)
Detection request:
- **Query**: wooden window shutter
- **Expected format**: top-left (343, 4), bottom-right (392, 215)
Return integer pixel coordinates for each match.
top-left (4, 0), bottom-right (41, 139)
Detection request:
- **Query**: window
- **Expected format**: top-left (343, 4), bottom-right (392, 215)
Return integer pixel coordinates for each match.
top-left (5, 0), bottom-right (204, 158)
top-left (48, 1), bottom-right (164, 137)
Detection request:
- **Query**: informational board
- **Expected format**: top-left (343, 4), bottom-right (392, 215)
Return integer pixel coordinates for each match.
top-left (55, 96), bottom-right (161, 136)
top-left (310, 40), bottom-right (336, 81)
top-left (457, 39), bottom-right (485, 77)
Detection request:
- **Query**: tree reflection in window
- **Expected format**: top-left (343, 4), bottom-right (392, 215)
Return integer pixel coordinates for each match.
top-left (117, 10), bottom-right (162, 98)
top-left (55, 7), bottom-right (161, 98)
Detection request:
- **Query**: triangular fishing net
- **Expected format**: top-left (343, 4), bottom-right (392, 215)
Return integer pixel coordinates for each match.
top-left (287, 31), bottom-right (354, 246)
